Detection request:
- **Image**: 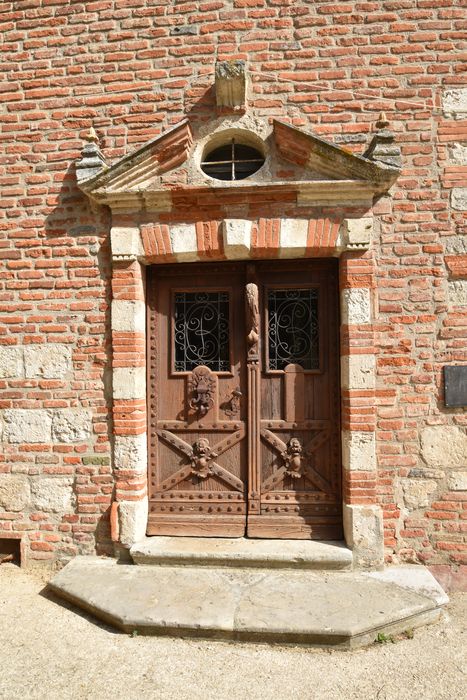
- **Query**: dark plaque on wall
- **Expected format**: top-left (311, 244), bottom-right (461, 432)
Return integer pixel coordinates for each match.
top-left (444, 366), bottom-right (467, 407)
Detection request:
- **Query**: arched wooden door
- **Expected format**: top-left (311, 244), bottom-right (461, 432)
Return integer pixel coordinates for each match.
top-left (147, 260), bottom-right (341, 539)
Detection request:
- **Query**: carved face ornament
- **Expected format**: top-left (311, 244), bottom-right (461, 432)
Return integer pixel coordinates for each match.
top-left (190, 438), bottom-right (217, 478)
top-left (282, 437), bottom-right (305, 479)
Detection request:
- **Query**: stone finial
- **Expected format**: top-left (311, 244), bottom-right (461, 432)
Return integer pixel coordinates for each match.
top-left (215, 60), bottom-right (247, 113)
top-left (375, 111), bottom-right (389, 130)
top-left (84, 126), bottom-right (99, 143)
top-left (76, 125), bottom-right (108, 185)
top-left (363, 111), bottom-right (402, 170)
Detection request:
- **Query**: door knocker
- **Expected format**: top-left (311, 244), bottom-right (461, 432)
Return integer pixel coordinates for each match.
top-left (188, 365), bottom-right (216, 417)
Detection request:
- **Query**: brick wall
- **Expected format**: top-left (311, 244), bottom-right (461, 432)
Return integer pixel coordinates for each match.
top-left (0, 0), bottom-right (465, 573)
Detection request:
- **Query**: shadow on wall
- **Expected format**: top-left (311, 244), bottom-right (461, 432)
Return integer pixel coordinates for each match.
top-left (38, 162), bottom-right (115, 559)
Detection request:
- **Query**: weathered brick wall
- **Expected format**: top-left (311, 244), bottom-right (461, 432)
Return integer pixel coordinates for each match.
top-left (0, 0), bottom-right (465, 572)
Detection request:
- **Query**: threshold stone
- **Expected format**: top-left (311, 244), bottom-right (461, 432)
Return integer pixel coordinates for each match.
top-left (49, 557), bottom-right (448, 649)
top-left (130, 536), bottom-right (353, 570)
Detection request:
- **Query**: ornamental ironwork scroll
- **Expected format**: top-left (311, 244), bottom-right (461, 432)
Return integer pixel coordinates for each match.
top-left (174, 291), bottom-right (230, 372)
top-left (267, 288), bottom-right (319, 370)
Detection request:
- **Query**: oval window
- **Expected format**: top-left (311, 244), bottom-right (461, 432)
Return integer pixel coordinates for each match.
top-left (201, 139), bottom-right (265, 181)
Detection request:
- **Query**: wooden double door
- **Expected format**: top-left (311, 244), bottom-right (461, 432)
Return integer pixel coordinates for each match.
top-left (147, 260), bottom-right (342, 539)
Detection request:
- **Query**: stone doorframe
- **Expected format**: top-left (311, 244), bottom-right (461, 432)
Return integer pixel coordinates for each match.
top-left (109, 215), bottom-right (383, 568)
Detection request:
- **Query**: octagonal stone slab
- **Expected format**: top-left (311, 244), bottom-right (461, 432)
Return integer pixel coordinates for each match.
top-left (49, 557), bottom-right (447, 648)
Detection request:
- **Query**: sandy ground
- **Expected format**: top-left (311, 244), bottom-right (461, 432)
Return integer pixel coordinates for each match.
top-left (0, 563), bottom-right (465, 700)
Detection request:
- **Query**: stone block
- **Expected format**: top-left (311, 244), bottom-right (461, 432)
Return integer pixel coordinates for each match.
top-left (343, 503), bottom-right (384, 569)
top-left (0, 347), bottom-right (23, 379)
top-left (448, 471), bottom-right (467, 491)
top-left (118, 500), bottom-right (148, 548)
top-left (442, 88), bottom-right (467, 119)
top-left (279, 219), bottom-right (308, 257)
top-left (0, 475), bottom-right (31, 512)
top-left (421, 426), bottom-right (467, 469)
top-left (451, 188), bottom-right (467, 211)
top-left (51, 409), bottom-right (92, 443)
top-left (342, 430), bottom-right (376, 471)
top-left (222, 219), bottom-right (252, 259)
top-left (450, 143), bottom-right (467, 165)
top-left (341, 354), bottom-right (375, 390)
top-left (170, 224), bottom-right (198, 261)
top-left (215, 60), bottom-right (246, 111)
top-left (343, 217), bottom-right (373, 249)
top-left (24, 344), bottom-right (72, 379)
top-left (401, 478), bottom-right (437, 509)
top-left (31, 477), bottom-right (75, 513)
top-left (3, 409), bottom-right (52, 443)
top-left (114, 434), bottom-right (147, 472)
top-left (448, 280), bottom-right (467, 306)
top-left (341, 288), bottom-right (371, 325)
top-left (111, 300), bottom-right (145, 333)
top-left (110, 226), bottom-right (144, 261)
top-left (113, 366), bottom-right (146, 400)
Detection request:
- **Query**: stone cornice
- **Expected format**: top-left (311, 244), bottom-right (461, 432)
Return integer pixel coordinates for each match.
top-left (87, 179), bottom-right (379, 213)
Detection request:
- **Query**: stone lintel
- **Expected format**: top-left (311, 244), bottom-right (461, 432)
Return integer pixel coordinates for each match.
top-left (222, 219), bottom-right (252, 258)
top-left (170, 223), bottom-right (199, 261)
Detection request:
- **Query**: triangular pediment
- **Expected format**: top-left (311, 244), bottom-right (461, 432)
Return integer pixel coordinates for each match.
top-left (272, 120), bottom-right (399, 188)
top-left (77, 117), bottom-right (400, 212)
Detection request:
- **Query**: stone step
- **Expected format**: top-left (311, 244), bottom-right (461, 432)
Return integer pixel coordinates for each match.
top-left (49, 557), bottom-right (448, 649)
top-left (130, 536), bottom-right (353, 570)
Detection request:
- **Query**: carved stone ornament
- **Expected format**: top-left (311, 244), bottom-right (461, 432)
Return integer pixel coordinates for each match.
top-left (189, 438), bottom-right (217, 478)
top-left (188, 365), bottom-right (216, 416)
top-left (246, 282), bottom-right (259, 357)
top-left (281, 437), bottom-right (305, 479)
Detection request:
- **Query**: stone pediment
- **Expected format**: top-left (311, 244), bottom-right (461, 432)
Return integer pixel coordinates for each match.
top-left (76, 117), bottom-right (400, 213)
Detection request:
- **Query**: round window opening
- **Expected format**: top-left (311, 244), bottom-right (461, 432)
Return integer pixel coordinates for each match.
top-left (201, 139), bottom-right (265, 181)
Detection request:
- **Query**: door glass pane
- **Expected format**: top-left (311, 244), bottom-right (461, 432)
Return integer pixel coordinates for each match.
top-left (174, 291), bottom-right (230, 372)
top-left (267, 288), bottom-right (319, 370)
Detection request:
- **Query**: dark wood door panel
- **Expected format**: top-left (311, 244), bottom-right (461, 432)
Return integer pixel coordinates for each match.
top-left (247, 260), bottom-right (342, 539)
top-left (148, 264), bottom-right (247, 537)
top-left (147, 260), bottom-right (341, 540)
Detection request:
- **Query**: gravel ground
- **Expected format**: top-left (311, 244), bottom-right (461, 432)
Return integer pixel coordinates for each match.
top-left (0, 563), bottom-right (465, 700)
